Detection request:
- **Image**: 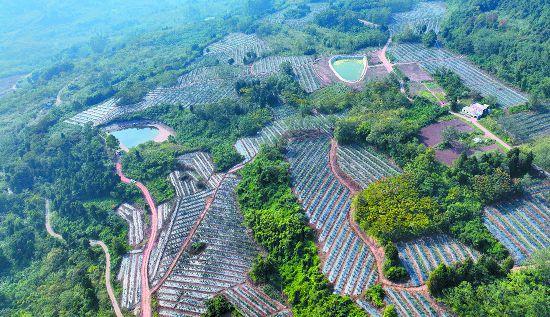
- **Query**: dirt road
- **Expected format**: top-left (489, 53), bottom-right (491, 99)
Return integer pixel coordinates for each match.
top-left (90, 240), bottom-right (124, 317)
top-left (45, 199), bottom-right (65, 242)
top-left (116, 160), bottom-right (158, 317)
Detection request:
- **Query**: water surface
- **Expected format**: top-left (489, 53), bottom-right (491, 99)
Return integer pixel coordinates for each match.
top-left (111, 127), bottom-right (159, 149)
top-left (331, 57), bottom-right (365, 82)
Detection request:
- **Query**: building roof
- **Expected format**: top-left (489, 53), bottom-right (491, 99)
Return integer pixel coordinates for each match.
top-left (462, 103), bottom-right (489, 117)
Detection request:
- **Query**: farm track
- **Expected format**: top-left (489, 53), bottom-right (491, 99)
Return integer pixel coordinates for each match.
top-left (422, 81), bottom-right (513, 150)
top-left (90, 240), bottom-right (124, 317)
top-left (150, 172), bottom-right (230, 294)
top-left (45, 199), bottom-right (64, 242)
top-left (116, 160), bottom-right (159, 317)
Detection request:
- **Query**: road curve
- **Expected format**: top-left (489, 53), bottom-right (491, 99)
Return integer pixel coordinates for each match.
top-left (45, 199), bottom-right (65, 242)
top-left (90, 240), bottom-right (124, 317)
top-left (116, 160), bottom-right (158, 317)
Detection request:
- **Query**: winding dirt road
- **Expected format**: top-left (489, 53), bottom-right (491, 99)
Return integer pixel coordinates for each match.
top-left (116, 160), bottom-right (158, 317)
top-left (45, 199), bottom-right (65, 242)
top-left (90, 240), bottom-right (124, 317)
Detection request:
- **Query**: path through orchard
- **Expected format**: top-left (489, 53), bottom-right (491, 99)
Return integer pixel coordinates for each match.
top-left (116, 160), bottom-right (158, 317)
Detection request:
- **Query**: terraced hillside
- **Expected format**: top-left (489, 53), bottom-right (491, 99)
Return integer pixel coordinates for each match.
top-left (388, 1), bottom-right (447, 35)
top-left (483, 181), bottom-right (549, 263)
top-left (397, 235), bottom-right (479, 286)
top-left (155, 176), bottom-right (260, 316)
top-left (384, 288), bottom-right (447, 317)
top-left (336, 144), bottom-right (400, 189)
top-left (204, 33), bottom-right (271, 65)
top-left (388, 43), bottom-right (529, 107)
top-left (498, 111), bottom-right (550, 143)
top-left (252, 55), bottom-right (322, 92)
top-left (264, 2), bottom-right (329, 28)
top-left (234, 113), bottom-right (337, 163)
top-left (65, 79), bottom-right (237, 126)
top-left (286, 136), bottom-right (379, 297)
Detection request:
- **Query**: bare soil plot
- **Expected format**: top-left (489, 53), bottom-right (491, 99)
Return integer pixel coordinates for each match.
top-left (419, 119), bottom-right (473, 165)
top-left (397, 63), bottom-right (432, 82)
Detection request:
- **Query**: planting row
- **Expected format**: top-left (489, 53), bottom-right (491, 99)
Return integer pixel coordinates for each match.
top-left (388, 43), bottom-right (456, 64)
top-left (396, 235), bottom-right (480, 286)
top-left (157, 176), bottom-right (260, 317)
top-left (178, 151), bottom-right (223, 189)
top-left (117, 250), bottom-right (143, 310)
top-left (169, 171), bottom-right (200, 197)
top-left (157, 202), bottom-right (173, 231)
top-left (286, 136), bottom-right (379, 298)
top-left (222, 283), bottom-right (288, 317)
top-left (235, 113), bottom-right (336, 162)
top-left (498, 111), bottom-right (550, 143)
top-left (204, 33), bottom-right (271, 65)
top-left (264, 2), bottom-right (329, 28)
top-left (149, 189), bottom-right (213, 282)
top-left (177, 65), bottom-right (248, 87)
top-left (483, 184), bottom-right (549, 263)
top-left (252, 55), bottom-right (322, 92)
top-left (422, 58), bottom-right (528, 107)
top-left (389, 1), bottom-right (447, 35)
top-left (116, 203), bottom-right (145, 246)
top-left (65, 98), bottom-right (123, 126)
top-left (384, 288), bottom-right (445, 317)
top-left (336, 144), bottom-right (401, 189)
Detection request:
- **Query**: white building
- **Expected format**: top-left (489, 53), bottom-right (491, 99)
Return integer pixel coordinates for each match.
top-left (461, 103), bottom-right (489, 119)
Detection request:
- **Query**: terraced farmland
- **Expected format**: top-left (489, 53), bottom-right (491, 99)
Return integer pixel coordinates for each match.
top-left (388, 1), bottom-right (447, 35)
top-left (265, 2), bottom-right (329, 28)
top-left (222, 283), bottom-right (291, 317)
top-left (65, 99), bottom-right (123, 126)
top-left (388, 43), bottom-right (529, 107)
top-left (178, 151), bottom-right (223, 189)
top-left (204, 33), bottom-right (271, 65)
top-left (397, 235), bottom-right (480, 286)
top-left (336, 144), bottom-right (400, 189)
top-left (116, 203), bottom-right (145, 246)
top-left (148, 189), bottom-right (213, 282)
top-left (286, 136), bottom-right (379, 297)
top-left (483, 182), bottom-right (550, 263)
top-left (234, 113), bottom-right (337, 162)
top-left (252, 55), bottom-right (321, 92)
top-left (177, 65), bottom-right (248, 87)
top-left (66, 80), bottom-right (237, 126)
top-left (117, 250), bottom-right (143, 310)
top-left (498, 111), bottom-right (550, 143)
top-left (156, 176), bottom-right (260, 317)
top-left (384, 288), bottom-right (445, 317)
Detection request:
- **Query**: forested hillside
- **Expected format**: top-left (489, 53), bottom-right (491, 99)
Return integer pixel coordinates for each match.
top-left (440, 0), bottom-right (549, 99)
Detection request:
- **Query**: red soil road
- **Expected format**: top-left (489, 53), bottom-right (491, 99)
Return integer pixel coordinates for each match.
top-left (150, 173), bottom-right (229, 293)
top-left (90, 240), bottom-right (124, 317)
top-left (116, 160), bottom-right (158, 317)
top-left (378, 38), bottom-right (394, 73)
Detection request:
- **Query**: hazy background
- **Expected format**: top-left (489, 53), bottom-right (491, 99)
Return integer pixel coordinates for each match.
top-left (0, 0), bottom-right (243, 77)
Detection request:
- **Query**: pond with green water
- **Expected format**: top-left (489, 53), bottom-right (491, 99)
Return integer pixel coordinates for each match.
top-left (331, 57), bottom-right (366, 82)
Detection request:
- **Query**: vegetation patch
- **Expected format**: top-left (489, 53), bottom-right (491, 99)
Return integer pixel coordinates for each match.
top-left (237, 145), bottom-right (366, 316)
